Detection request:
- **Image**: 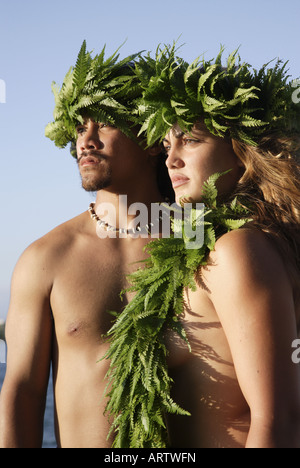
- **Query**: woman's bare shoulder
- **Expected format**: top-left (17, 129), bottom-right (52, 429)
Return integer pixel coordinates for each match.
top-left (204, 227), bottom-right (293, 298)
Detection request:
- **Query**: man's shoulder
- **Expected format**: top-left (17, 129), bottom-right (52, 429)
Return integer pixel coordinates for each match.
top-left (19, 211), bottom-right (89, 267)
top-left (9, 211), bottom-right (91, 301)
top-left (42, 210), bottom-right (88, 244)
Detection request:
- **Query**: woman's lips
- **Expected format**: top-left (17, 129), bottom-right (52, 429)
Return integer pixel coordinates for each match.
top-left (171, 175), bottom-right (190, 189)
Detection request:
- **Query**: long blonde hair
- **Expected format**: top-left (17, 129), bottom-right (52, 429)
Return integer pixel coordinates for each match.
top-left (232, 133), bottom-right (300, 273)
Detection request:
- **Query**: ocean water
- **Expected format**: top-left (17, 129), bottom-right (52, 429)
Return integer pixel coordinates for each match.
top-left (0, 364), bottom-right (56, 448)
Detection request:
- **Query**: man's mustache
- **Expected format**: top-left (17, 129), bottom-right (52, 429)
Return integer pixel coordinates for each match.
top-left (77, 151), bottom-right (107, 165)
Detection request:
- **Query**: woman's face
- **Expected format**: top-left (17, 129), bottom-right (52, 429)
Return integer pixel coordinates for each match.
top-left (163, 122), bottom-right (244, 204)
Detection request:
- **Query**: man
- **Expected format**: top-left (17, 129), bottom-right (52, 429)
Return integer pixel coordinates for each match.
top-left (0, 44), bottom-right (171, 448)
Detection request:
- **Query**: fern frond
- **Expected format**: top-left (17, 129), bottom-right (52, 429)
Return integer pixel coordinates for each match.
top-left (73, 40), bottom-right (91, 91)
top-left (102, 173), bottom-right (251, 448)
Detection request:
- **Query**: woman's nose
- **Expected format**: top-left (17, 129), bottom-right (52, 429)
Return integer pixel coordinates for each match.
top-left (165, 146), bottom-right (185, 170)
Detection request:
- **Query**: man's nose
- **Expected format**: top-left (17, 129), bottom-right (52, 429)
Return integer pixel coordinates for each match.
top-left (79, 125), bottom-right (102, 152)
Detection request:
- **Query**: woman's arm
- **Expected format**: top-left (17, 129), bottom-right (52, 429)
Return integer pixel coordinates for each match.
top-left (205, 228), bottom-right (300, 448)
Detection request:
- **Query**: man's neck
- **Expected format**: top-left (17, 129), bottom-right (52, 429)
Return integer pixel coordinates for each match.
top-left (93, 186), bottom-right (165, 231)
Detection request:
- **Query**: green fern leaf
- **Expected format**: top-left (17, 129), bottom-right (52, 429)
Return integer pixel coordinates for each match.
top-left (73, 40), bottom-right (91, 91)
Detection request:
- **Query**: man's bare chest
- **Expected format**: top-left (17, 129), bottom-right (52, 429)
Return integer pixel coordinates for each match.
top-left (49, 237), bottom-right (150, 343)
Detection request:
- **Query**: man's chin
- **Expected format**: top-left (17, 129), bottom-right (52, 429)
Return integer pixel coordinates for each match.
top-left (82, 182), bottom-right (110, 192)
top-left (81, 175), bottom-right (112, 192)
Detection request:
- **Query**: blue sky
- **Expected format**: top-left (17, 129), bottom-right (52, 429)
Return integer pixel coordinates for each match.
top-left (0, 0), bottom-right (299, 318)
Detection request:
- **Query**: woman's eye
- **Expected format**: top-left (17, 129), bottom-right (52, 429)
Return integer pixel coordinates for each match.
top-left (183, 138), bottom-right (200, 145)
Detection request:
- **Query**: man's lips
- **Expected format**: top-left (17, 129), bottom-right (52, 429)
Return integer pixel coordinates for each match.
top-left (78, 152), bottom-right (106, 167)
top-left (170, 175), bottom-right (190, 189)
top-left (80, 156), bottom-right (100, 167)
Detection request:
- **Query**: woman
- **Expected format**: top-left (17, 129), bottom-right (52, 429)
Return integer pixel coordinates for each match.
top-left (102, 46), bottom-right (300, 448)
top-left (162, 120), bottom-right (300, 447)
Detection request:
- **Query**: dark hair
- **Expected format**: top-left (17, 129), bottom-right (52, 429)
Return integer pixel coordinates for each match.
top-left (156, 151), bottom-right (175, 202)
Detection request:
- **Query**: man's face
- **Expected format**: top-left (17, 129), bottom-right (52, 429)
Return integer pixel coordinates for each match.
top-left (76, 119), bottom-right (151, 193)
top-left (163, 122), bottom-right (244, 203)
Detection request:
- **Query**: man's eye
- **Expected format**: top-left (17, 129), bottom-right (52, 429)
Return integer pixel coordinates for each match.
top-left (76, 126), bottom-right (86, 135)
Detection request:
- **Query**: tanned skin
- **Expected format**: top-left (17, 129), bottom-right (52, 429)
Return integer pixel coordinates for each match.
top-left (163, 123), bottom-right (300, 448)
top-left (1, 120), bottom-right (300, 448)
top-left (0, 121), bottom-right (165, 448)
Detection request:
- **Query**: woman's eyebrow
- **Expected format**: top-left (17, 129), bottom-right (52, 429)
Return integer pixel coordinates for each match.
top-left (172, 129), bottom-right (185, 139)
top-left (163, 131), bottom-right (186, 144)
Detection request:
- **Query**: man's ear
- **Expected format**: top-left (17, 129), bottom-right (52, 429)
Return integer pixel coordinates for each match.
top-left (147, 144), bottom-right (163, 167)
top-left (147, 144), bottom-right (162, 157)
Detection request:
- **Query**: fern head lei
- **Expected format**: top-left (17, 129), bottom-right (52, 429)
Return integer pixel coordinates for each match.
top-left (136, 44), bottom-right (300, 147)
top-left (45, 41), bottom-right (145, 157)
